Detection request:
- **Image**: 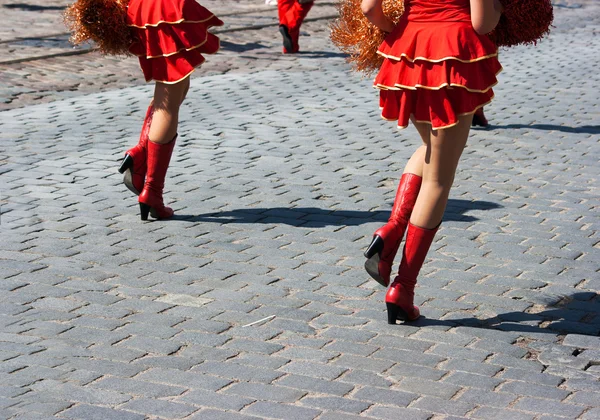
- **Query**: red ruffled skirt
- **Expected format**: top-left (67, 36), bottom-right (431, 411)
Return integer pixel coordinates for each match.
top-left (127, 0), bottom-right (223, 84)
top-left (374, 19), bottom-right (502, 130)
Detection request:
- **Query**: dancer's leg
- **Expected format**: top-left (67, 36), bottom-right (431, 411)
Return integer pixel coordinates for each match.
top-left (364, 143), bottom-right (426, 286)
top-left (118, 103), bottom-right (155, 195)
top-left (409, 115), bottom-right (472, 229)
top-left (139, 77), bottom-right (190, 220)
top-left (385, 114), bottom-right (473, 323)
top-left (148, 77), bottom-right (189, 144)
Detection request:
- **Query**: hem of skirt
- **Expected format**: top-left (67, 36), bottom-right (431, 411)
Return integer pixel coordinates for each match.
top-left (376, 81), bottom-right (497, 94)
top-left (128, 16), bottom-right (220, 29)
top-left (376, 50), bottom-right (498, 64)
top-left (374, 65), bottom-right (502, 93)
top-left (137, 36), bottom-right (217, 59)
top-left (144, 65), bottom-right (199, 84)
top-left (379, 95), bottom-right (494, 131)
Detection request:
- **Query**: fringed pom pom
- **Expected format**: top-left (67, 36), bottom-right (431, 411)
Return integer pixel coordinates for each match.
top-left (489, 0), bottom-right (554, 47)
top-left (330, 0), bottom-right (404, 75)
top-left (64, 0), bottom-right (134, 55)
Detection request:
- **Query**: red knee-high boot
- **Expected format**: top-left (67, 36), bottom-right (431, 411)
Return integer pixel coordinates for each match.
top-left (118, 104), bottom-right (155, 195)
top-left (279, 0), bottom-right (314, 53)
top-left (278, 0), bottom-right (296, 53)
top-left (138, 135), bottom-right (176, 220)
top-left (385, 222), bottom-right (438, 324)
top-left (364, 173), bottom-right (422, 287)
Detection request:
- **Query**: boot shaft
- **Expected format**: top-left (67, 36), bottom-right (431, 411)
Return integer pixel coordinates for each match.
top-left (389, 173), bottom-right (422, 225)
top-left (140, 135), bottom-right (177, 199)
top-left (395, 222), bottom-right (438, 288)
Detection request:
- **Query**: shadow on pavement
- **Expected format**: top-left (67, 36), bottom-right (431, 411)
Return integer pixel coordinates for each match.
top-left (175, 198), bottom-right (502, 226)
top-left (3, 3), bottom-right (65, 11)
top-left (489, 124), bottom-right (600, 134)
top-left (219, 40), bottom-right (269, 53)
top-left (299, 50), bottom-right (349, 59)
top-left (414, 292), bottom-right (600, 337)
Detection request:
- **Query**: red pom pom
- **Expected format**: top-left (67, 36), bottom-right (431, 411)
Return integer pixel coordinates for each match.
top-left (489, 0), bottom-right (554, 47)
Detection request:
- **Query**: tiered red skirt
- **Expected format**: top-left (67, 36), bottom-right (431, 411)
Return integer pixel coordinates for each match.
top-left (127, 0), bottom-right (223, 84)
top-left (374, 19), bottom-right (502, 130)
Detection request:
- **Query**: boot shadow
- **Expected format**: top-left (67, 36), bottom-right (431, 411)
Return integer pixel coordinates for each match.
top-left (413, 292), bottom-right (599, 337)
top-left (174, 199), bottom-right (502, 227)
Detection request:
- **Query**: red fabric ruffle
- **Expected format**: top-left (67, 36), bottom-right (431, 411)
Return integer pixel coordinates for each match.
top-left (127, 0), bottom-right (223, 83)
top-left (374, 7), bottom-right (501, 130)
top-left (377, 20), bottom-right (498, 64)
top-left (379, 86), bottom-right (494, 130)
top-left (375, 56), bottom-right (502, 93)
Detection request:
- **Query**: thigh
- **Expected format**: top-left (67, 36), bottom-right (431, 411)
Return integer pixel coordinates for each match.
top-left (410, 115), bottom-right (430, 146)
top-left (424, 114), bottom-right (473, 184)
top-left (154, 78), bottom-right (190, 111)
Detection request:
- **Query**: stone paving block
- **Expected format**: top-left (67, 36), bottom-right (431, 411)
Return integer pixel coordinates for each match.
top-left (457, 388), bottom-right (518, 408)
top-left (318, 413), bottom-right (378, 420)
top-left (581, 408), bottom-right (600, 419)
top-left (362, 405), bottom-right (433, 420)
top-left (120, 398), bottom-right (199, 419)
top-left (275, 374), bottom-right (355, 396)
top-left (299, 396), bottom-right (371, 414)
top-left (353, 386), bottom-right (418, 407)
top-left (90, 376), bottom-right (186, 398)
top-left (242, 401), bottom-right (322, 420)
top-left (410, 396), bottom-right (475, 417)
top-left (280, 361), bottom-right (347, 381)
top-left (442, 371), bottom-right (504, 391)
top-left (223, 338), bottom-right (284, 355)
top-left (371, 347), bottom-right (447, 368)
top-left (563, 334), bottom-right (600, 349)
top-left (31, 381), bottom-right (131, 405)
top-left (63, 358), bottom-right (145, 378)
top-left (323, 340), bottom-right (378, 357)
top-left (178, 390), bottom-right (255, 411)
top-left (470, 406), bottom-right (535, 420)
top-left (13, 399), bottom-right (73, 417)
top-left (186, 409), bottom-right (262, 420)
top-left (487, 354), bottom-right (545, 373)
top-left (115, 335), bottom-right (184, 355)
top-left (224, 382), bottom-right (306, 403)
top-left (193, 361), bottom-right (284, 384)
top-left (397, 377), bottom-right (462, 400)
top-left (499, 367), bottom-right (565, 387)
top-left (512, 397), bottom-right (586, 418)
top-left (58, 404), bottom-right (145, 420)
top-left (567, 391), bottom-right (600, 407)
top-left (320, 327), bottom-right (377, 343)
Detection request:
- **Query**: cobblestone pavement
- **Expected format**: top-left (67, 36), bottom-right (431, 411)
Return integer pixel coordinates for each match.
top-left (1, 0), bottom-right (600, 419)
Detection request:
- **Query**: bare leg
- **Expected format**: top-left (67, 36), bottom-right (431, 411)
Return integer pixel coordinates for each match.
top-left (403, 145), bottom-right (426, 176)
top-left (148, 77), bottom-right (190, 144)
top-left (403, 116), bottom-right (429, 176)
top-left (409, 115), bottom-right (473, 229)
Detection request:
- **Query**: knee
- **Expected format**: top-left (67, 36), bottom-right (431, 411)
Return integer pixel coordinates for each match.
top-left (424, 176), bottom-right (454, 193)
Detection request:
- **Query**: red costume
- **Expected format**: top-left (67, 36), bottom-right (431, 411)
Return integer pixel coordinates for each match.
top-left (374, 0), bottom-right (501, 130)
top-left (127, 0), bottom-right (223, 83)
top-left (278, 0), bottom-right (314, 53)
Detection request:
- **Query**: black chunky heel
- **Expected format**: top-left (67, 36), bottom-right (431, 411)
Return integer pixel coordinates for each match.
top-left (364, 235), bottom-right (384, 258)
top-left (364, 235), bottom-right (388, 287)
top-left (386, 302), bottom-right (410, 324)
top-left (386, 302), bottom-right (399, 325)
top-left (139, 203), bottom-right (151, 221)
top-left (118, 154), bottom-right (133, 174)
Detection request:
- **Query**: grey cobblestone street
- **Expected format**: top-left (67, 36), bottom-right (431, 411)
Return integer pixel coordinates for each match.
top-left (1, 0), bottom-right (599, 419)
